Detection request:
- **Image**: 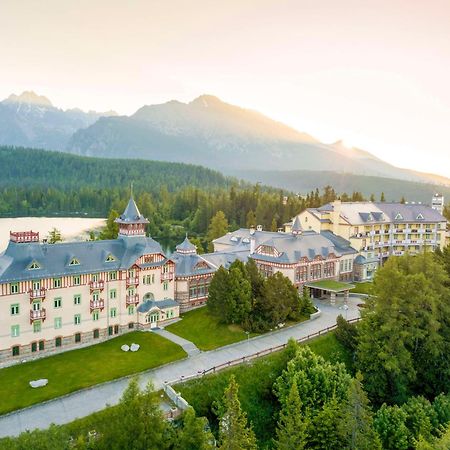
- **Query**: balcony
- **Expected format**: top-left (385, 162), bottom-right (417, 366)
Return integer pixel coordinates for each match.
top-left (29, 288), bottom-right (46, 303)
top-left (90, 299), bottom-right (105, 312)
top-left (126, 294), bottom-right (140, 306)
top-left (161, 271), bottom-right (174, 282)
top-left (89, 280), bottom-right (104, 292)
top-left (30, 308), bottom-right (46, 323)
top-left (126, 276), bottom-right (140, 288)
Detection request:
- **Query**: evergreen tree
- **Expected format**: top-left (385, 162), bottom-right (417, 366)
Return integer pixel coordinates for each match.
top-left (99, 209), bottom-right (119, 239)
top-left (216, 376), bottom-right (257, 450)
top-left (47, 227), bottom-right (62, 244)
top-left (207, 267), bottom-right (230, 322)
top-left (274, 380), bottom-right (308, 450)
top-left (338, 373), bottom-right (381, 450)
top-left (370, 193), bottom-right (375, 202)
top-left (207, 211), bottom-right (229, 251)
top-left (380, 192), bottom-right (386, 202)
top-left (173, 407), bottom-right (214, 450)
top-left (246, 210), bottom-right (256, 228)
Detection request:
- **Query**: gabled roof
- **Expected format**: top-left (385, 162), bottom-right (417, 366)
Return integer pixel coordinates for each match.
top-left (137, 298), bottom-right (178, 313)
top-left (291, 216), bottom-right (303, 235)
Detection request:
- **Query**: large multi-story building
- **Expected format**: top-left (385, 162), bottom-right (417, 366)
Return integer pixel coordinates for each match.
top-left (213, 218), bottom-right (357, 290)
top-left (292, 200), bottom-right (447, 280)
top-left (0, 197), bottom-right (179, 363)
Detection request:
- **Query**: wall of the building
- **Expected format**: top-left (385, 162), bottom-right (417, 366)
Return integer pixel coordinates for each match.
top-left (0, 259), bottom-right (177, 363)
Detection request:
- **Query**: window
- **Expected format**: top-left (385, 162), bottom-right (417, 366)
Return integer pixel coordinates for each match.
top-left (93, 329), bottom-right (100, 339)
top-left (55, 337), bottom-right (62, 347)
top-left (114, 325), bottom-right (119, 334)
top-left (163, 281), bottom-right (169, 291)
top-left (12, 346), bottom-right (20, 357)
top-left (33, 321), bottom-right (41, 333)
top-left (108, 326), bottom-right (113, 336)
top-left (395, 213), bottom-right (403, 220)
top-left (11, 325), bottom-right (20, 337)
top-left (93, 292), bottom-right (99, 302)
top-left (92, 311), bottom-right (99, 321)
top-left (416, 213), bottom-right (424, 220)
top-left (92, 274), bottom-right (98, 282)
top-left (10, 283), bottom-right (19, 294)
top-left (54, 317), bottom-right (62, 329)
top-left (324, 262), bottom-right (335, 277)
top-left (39, 340), bottom-right (45, 351)
top-left (32, 280), bottom-right (40, 290)
top-left (53, 278), bottom-right (62, 288)
top-left (74, 314), bottom-right (81, 325)
top-left (110, 307), bottom-right (117, 318)
top-left (110, 289), bottom-right (117, 300)
top-left (75, 332), bottom-right (81, 343)
top-left (31, 342), bottom-right (37, 352)
top-left (54, 297), bottom-right (62, 308)
top-left (109, 271), bottom-right (117, 281)
top-left (29, 261), bottom-right (41, 270)
top-left (69, 258), bottom-right (80, 266)
top-left (310, 264), bottom-right (322, 280)
top-left (73, 275), bottom-right (81, 286)
top-left (128, 322), bottom-right (134, 329)
top-left (167, 309), bottom-right (174, 319)
top-left (105, 254), bottom-right (116, 262)
top-left (128, 305), bottom-right (135, 315)
top-left (10, 304), bottom-right (19, 315)
top-left (74, 294), bottom-right (81, 305)
top-left (295, 266), bottom-right (308, 283)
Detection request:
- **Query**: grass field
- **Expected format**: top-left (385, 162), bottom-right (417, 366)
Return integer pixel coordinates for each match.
top-left (351, 281), bottom-right (374, 295)
top-left (165, 307), bottom-right (258, 351)
top-left (0, 331), bottom-right (186, 415)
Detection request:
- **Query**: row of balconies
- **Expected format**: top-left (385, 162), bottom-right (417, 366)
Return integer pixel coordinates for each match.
top-left (29, 295), bottom-right (141, 323)
top-left (354, 227), bottom-right (437, 238)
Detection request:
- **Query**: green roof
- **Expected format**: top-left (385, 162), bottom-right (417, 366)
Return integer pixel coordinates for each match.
top-left (305, 280), bottom-right (355, 292)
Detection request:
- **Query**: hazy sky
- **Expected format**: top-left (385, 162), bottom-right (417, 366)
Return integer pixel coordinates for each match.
top-left (1, 0), bottom-right (450, 177)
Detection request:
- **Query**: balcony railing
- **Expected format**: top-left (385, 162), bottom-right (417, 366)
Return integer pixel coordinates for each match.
top-left (126, 294), bottom-right (140, 306)
top-left (161, 272), bottom-right (174, 281)
top-left (89, 280), bottom-right (104, 292)
top-left (126, 276), bottom-right (140, 288)
top-left (90, 299), bottom-right (105, 312)
top-left (29, 288), bottom-right (46, 302)
top-left (30, 308), bottom-right (46, 323)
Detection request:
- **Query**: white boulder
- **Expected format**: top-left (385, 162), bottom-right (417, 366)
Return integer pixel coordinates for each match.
top-left (130, 343), bottom-right (140, 352)
top-left (121, 344), bottom-right (130, 352)
top-left (29, 379), bottom-right (48, 388)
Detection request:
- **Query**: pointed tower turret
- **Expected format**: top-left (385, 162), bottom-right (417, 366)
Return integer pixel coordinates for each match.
top-left (291, 216), bottom-right (303, 236)
top-left (115, 196), bottom-right (149, 237)
top-left (175, 234), bottom-right (197, 255)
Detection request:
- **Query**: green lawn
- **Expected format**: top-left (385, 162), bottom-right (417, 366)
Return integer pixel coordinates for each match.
top-left (351, 281), bottom-right (374, 295)
top-left (306, 279), bottom-right (355, 292)
top-left (166, 307), bottom-right (258, 351)
top-left (0, 331), bottom-right (186, 415)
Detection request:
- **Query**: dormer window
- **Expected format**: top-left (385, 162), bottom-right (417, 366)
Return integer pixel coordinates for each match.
top-left (69, 258), bottom-right (80, 266)
top-left (395, 213), bottom-right (403, 220)
top-left (105, 254), bottom-right (116, 262)
top-left (28, 261), bottom-right (41, 270)
top-left (416, 213), bottom-right (424, 220)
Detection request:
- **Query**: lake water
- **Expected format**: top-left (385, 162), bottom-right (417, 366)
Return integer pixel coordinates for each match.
top-left (0, 217), bottom-right (106, 252)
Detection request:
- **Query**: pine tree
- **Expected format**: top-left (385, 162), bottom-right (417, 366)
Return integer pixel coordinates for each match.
top-left (47, 227), bottom-right (62, 244)
top-left (207, 267), bottom-right (230, 322)
top-left (174, 407), bottom-right (214, 450)
top-left (339, 373), bottom-right (381, 449)
top-left (246, 210), bottom-right (256, 228)
top-left (274, 380), bottom-right (308, 449)
top-left (380, 192), bottom-right (386, 202)
top-left (217, 376), bottom-right (257, 450)
top-left (207, 210), bottom-right (229, 251)
top-left (99, 209), bottom-right (119, 239)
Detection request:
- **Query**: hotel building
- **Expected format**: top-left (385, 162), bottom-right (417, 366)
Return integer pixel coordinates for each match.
top-left (292, 200), bottom-right (447, 281)
top-left (0, 197), bottom-right (179, 364)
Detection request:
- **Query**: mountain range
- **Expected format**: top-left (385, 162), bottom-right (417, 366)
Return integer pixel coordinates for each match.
top-left (0, 91), bottom-right (116, 150)
top-left (1, 91), bottom-right (449, 197)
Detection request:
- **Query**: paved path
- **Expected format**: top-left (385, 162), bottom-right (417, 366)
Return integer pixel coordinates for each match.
top-left (0, 297), bottom-right (361, 438)
top-left (151, 328), bottom-right (201, 357)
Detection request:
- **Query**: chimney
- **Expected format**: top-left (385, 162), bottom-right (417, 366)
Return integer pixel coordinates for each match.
top-left (250, 237), bottom-right (256, 254)
top-left (331, 200), bottom-right (341, 236)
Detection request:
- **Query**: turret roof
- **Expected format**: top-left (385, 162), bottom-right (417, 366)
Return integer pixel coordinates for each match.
top-left (115, 197), bottom-right (149, 224)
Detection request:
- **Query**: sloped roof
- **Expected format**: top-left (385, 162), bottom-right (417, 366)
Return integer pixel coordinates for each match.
top-left (175, 236), bottom-right (197, 254)
top-left (137, 298), bottom-right (178, 313)
top-left (115, 197), bottom-right (149, 224)
top-left (171, 251), bottom-right (215, 277)
top-left (0, 235), bottom-right (163, 283)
